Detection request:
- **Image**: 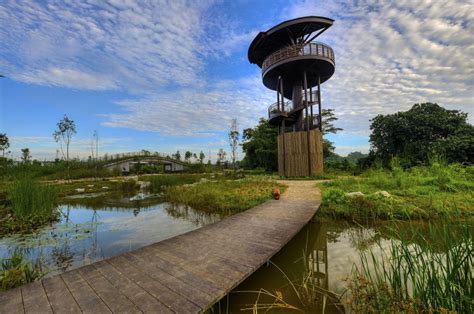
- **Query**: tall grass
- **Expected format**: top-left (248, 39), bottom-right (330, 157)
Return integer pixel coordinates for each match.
top-left (147, 174), bottom-right (208, 193)
top-left (347, 223), bottom-right (473, 313)
top-left (2, 178), bottom-right (60, 234)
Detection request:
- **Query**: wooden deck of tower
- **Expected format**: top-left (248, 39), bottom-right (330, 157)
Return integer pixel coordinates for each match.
top-left (0, 181), bottom-right (320, 313)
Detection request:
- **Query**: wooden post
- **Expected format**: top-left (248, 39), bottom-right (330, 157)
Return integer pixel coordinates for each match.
top-left (280, 77), bottom-right (286, 177)
top-left (277, 76), bottom-right (281, 112)
top-left (280, 76), bottom-right (284, 111)
top-left (303, 71), bottom-right (311, 176)
top-left (318, 75), bottom-right (322, 132)
top-left (309, 85), bottom-right (313, 128)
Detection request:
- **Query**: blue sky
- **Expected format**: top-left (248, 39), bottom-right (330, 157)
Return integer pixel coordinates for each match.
top-left (1, 0), bottom-right (473, 161)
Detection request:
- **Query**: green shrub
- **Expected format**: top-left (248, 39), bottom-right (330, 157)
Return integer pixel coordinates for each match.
top-left (323, 188), bottom-right (347, 204)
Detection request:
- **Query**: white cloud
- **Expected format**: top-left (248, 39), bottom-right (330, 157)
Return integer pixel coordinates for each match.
top-left (283, 0), bottom-right (474, 135)
top-left (1, 0), bottom-right (473, 153)
top-left (102, 74), bottom-right (274, 136)
top-left (0, 0), bottom-right (219, 92)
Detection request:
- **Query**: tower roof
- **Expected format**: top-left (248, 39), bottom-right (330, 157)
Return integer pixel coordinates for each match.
top-left (248, 16), bottom-right (334, 67)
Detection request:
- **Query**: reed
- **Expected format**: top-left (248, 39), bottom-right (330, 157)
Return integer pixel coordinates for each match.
top-left (347, 222), bottom-right (473, 313)
top-left (9, 178), bottom-right (58, 220)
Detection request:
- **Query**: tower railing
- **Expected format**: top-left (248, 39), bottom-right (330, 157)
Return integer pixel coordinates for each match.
top-left (262, 42), bottom-right (335, 73)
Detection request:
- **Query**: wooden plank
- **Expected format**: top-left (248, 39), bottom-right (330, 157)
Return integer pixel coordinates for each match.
top-left (106, 256), bottom-right (202, 313)
top-left (127, 250), bottom-right (225, 297)
top-left (77, 265), bottom-right (141, 313)
top-left (115, 253), bottom-right (215, 309)
top-left (93, 260), bottom-right (175, 313)
top-left (42, 276), bottom-right (81, 313)
top-left (0, 287), bottom-right (23, 313)
top-left (61, 270), bottom-right (111, 313)
top-left (21, 281), bottom-right (52, 313)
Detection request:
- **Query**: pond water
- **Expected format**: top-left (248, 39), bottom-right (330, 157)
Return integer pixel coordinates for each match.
top-left (216, 219), bottom-right (472, 313)
top-left (0, 193), bottom-right (221, 276)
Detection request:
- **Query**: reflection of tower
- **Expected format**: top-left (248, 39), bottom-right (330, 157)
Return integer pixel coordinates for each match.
top-left (248, 16), bottom-right (335, 176)
top-left (308, 223), bottom-right (328, 289)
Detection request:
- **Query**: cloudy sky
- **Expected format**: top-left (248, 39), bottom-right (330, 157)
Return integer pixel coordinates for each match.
top-left (1, 0), bottom-right (473, 160)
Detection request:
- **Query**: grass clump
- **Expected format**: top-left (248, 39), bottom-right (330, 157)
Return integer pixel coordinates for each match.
top-left (1, 178), bottom-right (59, 234)
top-left (147, 174), bottom-right (209, 193)
top-left (319, 162), bottom-right (474, 221)
top-left (0, 252), bottom-right (43, 291)
top-left (165, 177), bottom-right (283, 214)
top-left (347, 223), bottom-right (473, 313)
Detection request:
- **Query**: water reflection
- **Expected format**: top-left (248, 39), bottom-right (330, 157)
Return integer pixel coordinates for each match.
top-left (0, 194), bottom-right (222, 277)
top-left (219, 219), bottom-right (471, 313)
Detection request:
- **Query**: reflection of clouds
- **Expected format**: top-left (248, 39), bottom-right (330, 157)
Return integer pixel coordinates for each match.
top-left (0, 201), bottom-right (220, 276)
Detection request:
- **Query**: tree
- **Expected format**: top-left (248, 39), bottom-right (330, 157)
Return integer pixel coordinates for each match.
top-left (53, 115), bottom-right (76, 164)
top-left (229, 119), bottom-right (240, 169)
top-left (199, 151), bottom-right (205, 164)
top-left (21, 148), bottom-right (31, 164)
top-left (369, 103), bottom-right (473, 166)
top-left (241, 118), bottom-right (278, 171)
top-left (321, 109), bottom-right (343, 158)
top-left (217, 149), bottom-right (226, 167)
top-left (0, 133), bottom-right (9, 157)
top-left (184, 151), bottom-right (192, 162)
top-left (91, 130), bottom-right (99, 161)
top-left (173, 150), bottom-right (181, 161)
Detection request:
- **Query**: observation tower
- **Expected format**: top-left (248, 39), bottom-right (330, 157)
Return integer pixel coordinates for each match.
top-left (248, 16), bottom-right (335, 176)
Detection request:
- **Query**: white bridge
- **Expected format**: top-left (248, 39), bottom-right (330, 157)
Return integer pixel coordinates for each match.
top-left (103, 156), bottom-right (187, 173)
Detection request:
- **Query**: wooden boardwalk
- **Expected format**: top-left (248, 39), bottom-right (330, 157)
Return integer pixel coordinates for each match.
top-left (0, 181), bottom-right (320, 313)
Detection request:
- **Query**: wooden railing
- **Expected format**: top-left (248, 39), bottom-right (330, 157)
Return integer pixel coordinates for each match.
top-left (262, 42), bottom-right (335, 72)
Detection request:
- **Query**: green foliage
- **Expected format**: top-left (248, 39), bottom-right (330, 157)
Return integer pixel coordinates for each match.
top-left (241, 118), bottom-right (278, 171)
top-left (147, 174), bottom-right (209, 193)
top-left (165, 177), bottom-right (283, 214)
top-left (321, 109), bottom-right (343, 159)
top-left (348, 223), bottom-right (473, 313)
top-left (319, 163), bottom-right (474, 220)
top-left (0, 252), bottom-right (43, 291)
top-left (0, 133), bottom-right (9, 157)
top-left (369, 103), bottom-right (473, 166)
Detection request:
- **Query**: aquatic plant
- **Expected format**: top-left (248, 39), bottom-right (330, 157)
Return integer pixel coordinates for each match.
top-left (0, 178), bottom-right (59, 235)
top-left (347, 223), bottom-right (473, 313)
top-left (0, 252), bottom-right (43, 291)
top-left (235, 257), bottom-right (344, 313)
top-left (8, 178), bottom-right (59, 223)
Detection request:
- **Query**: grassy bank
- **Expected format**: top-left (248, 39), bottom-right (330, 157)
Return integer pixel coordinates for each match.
top-left (1, 178), bottom-right (60, 235)
top-left (347, 222), bottom-right (473, 313)
top-left (319, 162), bottom-right (474, 220)
top-left (164, 177), bottom-right (284, 214)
